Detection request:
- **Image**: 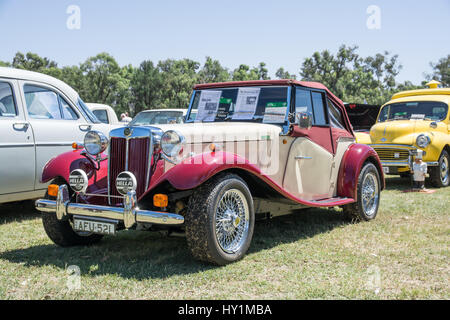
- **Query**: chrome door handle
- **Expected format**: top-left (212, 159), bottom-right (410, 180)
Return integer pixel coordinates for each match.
top-left (79, 124), bottom-right (92, 131)
top-left (295, 156), bottom-right (312, 160)
top-left (13, 122), bottom-right (29, 130)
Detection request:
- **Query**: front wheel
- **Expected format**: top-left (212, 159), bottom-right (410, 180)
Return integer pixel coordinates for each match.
top-left (430, 150), bottom-right (450, 188)
top-left (185, 173), bottom-right (255, 265)
top-left (342, 162), bottom-right (381, 222)
top-left (42, 179), bottom-right (103, 247)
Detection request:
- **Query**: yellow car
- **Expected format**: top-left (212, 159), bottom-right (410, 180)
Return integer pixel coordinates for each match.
top-left (355, 81), bottom-right (450, 187)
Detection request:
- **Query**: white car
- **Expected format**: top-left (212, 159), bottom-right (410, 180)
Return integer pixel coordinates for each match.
top-left (130, 108), bottom-right (189, 126)
top-left (0, 67), bottom-right (112, 204)
top-left (86, 103), bottom-right (122, 125)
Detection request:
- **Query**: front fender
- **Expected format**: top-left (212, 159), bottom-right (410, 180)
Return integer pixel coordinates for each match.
top-left (41, 150), bottom-right (108, 189)
top-left (147, 151), bottom-right (262, 192)
top-left (337, 143), bottom-right (385, 200)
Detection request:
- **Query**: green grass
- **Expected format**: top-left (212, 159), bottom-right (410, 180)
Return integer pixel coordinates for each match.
top-left (0, 176), bottom-right (448, 299)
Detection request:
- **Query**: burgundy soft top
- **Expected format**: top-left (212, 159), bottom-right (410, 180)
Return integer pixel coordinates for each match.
top-left (193, 79), bottom-right (353, 134)
top-left (194, 79), bottom-right (343, 105)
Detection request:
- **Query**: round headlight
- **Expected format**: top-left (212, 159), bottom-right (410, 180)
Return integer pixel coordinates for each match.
top-left (416, 134), bottom-right (431, 148)
top-left (161, 130), bottom-right (185, 158)
top-left (84, 131), bottom-right (109, 155)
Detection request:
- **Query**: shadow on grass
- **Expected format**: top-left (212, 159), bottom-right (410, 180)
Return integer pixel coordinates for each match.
top-left (0, 207), bottom-right (350, 280)
top-left (0, 201), bottom-right (40, 224)
top-left (383, 174), bottom-right (436, 191)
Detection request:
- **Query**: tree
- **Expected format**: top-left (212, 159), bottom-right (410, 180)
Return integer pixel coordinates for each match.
top-left (157, 59), bottom-right (200, 109)
top-left (0, 60), bottom-right (11, 67)
top-left (275, 67), bottom-right (296, 79)
top-left (426, 55), bottom-right (450, 87)
top-left (197, 57), bottom-right (230, 83)
top-left (130, 60), bottom-right (162, 114)
top-left (12, 52), bottom-right (58, 72)
top-left (300, 45), bottom-right (403, 104)
top-left (231, 62), bottom-right (270, 81)
top-left (79, 53), bottom-right (125, 108)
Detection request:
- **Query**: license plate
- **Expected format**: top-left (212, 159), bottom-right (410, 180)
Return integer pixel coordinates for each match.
top-left (383, 167), bottom-right (389, 174)
top-left (73, 218), bottom-right (116, 235)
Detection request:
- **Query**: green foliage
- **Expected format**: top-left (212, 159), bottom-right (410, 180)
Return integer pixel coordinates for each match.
top-left (426, 55), bottom-right (449, 87)
top-left (300, 45), bottom-right (405, 104)
top-left (3, 49), bottom-right (447, 116)
top-left (275, 67), bottom-right (296, 80)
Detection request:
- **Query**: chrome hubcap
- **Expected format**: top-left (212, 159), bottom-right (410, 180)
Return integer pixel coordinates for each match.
top-left (440, 156), bottom-right (449, 184)
top-left (215, 189), bottom-right (249, 254)
top-left (362, 172), bottom-right (379, 217)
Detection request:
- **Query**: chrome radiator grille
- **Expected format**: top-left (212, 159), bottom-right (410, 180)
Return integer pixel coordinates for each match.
top-left (373, 147), bottom-right (410, 161)
top-left (108, 131), bottom-right (153, 205)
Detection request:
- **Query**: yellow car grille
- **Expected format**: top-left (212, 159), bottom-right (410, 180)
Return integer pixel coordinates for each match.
top-left (373, 148), bottom-right (410, 161)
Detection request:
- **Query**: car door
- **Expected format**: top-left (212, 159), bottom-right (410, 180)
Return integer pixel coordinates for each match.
top-left (283, 88), bottom-right (334, 200)
top-left (18, 80), bottom-right (108, 190)
top-left (0, 78), bottom-right (36, 195)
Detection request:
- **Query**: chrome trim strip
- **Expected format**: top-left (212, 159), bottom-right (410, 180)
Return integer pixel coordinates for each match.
top-left (0, 143), bottom-right (34, 148)
top-left (35, 186), bottom-right (184, 227)
top-left (370, 144), bottom-right (416, 149)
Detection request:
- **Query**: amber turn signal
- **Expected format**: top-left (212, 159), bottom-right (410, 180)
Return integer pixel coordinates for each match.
top-left (47, 184), bottom-right (59, 197)
top-left (153, 194), bottom-right (168, 208)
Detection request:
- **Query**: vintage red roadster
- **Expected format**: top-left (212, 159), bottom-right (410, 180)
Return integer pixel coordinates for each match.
top-left (35, 80), bottom-right (385, 265)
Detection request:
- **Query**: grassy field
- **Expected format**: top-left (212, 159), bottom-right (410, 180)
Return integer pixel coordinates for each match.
top-left (0, 175), bottom-right (448, 300)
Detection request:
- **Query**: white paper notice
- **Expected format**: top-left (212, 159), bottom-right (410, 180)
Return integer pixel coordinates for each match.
top-left (232, 88), bottom-right (261, 120)
top-left (263, 102), bottom-right (288, 123)
top-left (195, 90), bottom-right (222, 122)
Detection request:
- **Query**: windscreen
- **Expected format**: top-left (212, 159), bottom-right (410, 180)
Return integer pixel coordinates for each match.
top-left (378, 101), bottom-right (448, 122)
top-left (186, 86), bottom-right (289, 124)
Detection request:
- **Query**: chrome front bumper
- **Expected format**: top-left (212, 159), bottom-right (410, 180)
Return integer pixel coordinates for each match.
top-left (35, 185), bottom-right (184, 228)
top-left (369, 144), bottom-right (439, 168)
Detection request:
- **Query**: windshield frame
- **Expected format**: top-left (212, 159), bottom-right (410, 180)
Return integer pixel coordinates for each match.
top-left (377, 100), bottom-right (449, 123)
top-left (77, 98), bottom-right (101, 124)
top-left (185, 85), bottom-right (292, 126)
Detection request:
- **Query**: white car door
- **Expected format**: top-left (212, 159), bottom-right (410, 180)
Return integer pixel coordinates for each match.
top-left (0, 78), bottom-right (36, 195)
top-left (18, 80), bottom-right (109, 190)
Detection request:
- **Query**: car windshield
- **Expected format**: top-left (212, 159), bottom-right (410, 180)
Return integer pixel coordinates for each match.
top-left (378, 101), bottom-right (448, 122)
top-left (130, 110), bottom-right (185, 125)
top-left (186, 86), bottom-right (289, 124)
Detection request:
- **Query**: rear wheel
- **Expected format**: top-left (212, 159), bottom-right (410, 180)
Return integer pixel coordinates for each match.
top-left (42, 179), bottom-right (103, 247)
top-left (342, 162), bottom-right (381, 222)
top-left (430, 150), bottom-right (449, 188)
top-left (185, 173), bottom-right (255, 265)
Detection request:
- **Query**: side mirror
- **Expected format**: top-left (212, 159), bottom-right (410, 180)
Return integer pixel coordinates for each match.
top-left (296, 112), bottom-right (312, 129)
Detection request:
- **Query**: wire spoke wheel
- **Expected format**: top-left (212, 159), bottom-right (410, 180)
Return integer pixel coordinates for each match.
top-left (440, 155), bottom-right (449, 185)
top-left (361, 172), bottom-right (379, 217)
top-left (215, 189), bottom-right (250, 254)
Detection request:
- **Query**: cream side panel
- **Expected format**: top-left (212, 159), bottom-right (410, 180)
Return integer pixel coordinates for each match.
top-left (283, 138), bottom-right (333, 200)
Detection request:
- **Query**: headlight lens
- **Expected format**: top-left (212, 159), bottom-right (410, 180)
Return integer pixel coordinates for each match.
top-left (416, 134), bottom-right (431, 148)
top-left (84, 131), bottom-right (109, 155)
top-left (161, 130), bottom-right (185, 157)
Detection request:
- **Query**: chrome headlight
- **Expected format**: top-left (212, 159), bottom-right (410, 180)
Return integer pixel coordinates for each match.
top-left (416, 134), bottom-right (431, 148)
top-left (161, 130), bottom-right (185, 157)
top-left (84, 130), bottom-right (109, 155)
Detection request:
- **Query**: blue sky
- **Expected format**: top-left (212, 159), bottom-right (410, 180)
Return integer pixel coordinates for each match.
top-left (1, 0), bottom-right (449, 84)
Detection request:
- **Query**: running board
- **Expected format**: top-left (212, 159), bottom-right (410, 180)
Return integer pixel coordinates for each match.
top-left (306, 197), bottom-right (354, 206)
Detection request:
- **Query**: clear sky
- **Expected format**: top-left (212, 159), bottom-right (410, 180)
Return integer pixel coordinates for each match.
top-left (1, 0), bottom-right (449, 84)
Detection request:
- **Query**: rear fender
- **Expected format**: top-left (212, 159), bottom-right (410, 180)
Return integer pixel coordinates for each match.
top-left (337, 143), bottom-right (385, 199)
